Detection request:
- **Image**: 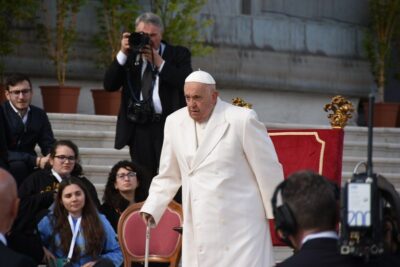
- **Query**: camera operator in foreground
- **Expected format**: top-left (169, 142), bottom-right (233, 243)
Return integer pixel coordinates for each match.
top-left (103, 12), bottom-right (192, 202)
top-left (273, 170), bottom-right (400, 267)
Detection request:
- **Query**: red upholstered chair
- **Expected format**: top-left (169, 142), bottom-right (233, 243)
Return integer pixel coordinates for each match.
top-left (267, 128), bottom-right (345, 245)
top-left (118, 201), bottom-right (183, 267)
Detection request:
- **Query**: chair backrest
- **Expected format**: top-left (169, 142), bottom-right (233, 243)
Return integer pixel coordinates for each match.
top-left (267, 128), bottom-right (344, 245)
top-left (118, 201), bottom-right (183, 267)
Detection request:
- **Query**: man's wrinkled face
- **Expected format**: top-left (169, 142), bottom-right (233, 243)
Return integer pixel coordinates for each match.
top-left (5, 80), bottom-right (32, 112)
top-left (184, 82), bottom-right (218, 123)
top-left (136, 22), bottom-right (162, 50)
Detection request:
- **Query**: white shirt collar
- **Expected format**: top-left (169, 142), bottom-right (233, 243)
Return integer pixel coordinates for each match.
top-left (0, 233), bottom-right (7, 246)
top-left (9, 101), bottom-right (30, 124)
top-left (51, 169), bottom-right (64, 183)
top-left (301, 230), bottom-right (338, 246)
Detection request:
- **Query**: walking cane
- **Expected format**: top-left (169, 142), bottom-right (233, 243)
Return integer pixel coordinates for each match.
top-left (144, 224), bottom-right (151, 267)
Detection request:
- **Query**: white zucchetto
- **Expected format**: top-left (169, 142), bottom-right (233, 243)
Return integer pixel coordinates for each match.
top-left (185, 70), bottom-right (216, 85)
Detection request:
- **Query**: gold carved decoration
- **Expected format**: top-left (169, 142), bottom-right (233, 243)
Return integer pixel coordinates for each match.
top-left (323, 95), bottom-right (354, 129)
top-left (232, 97), bottom-right (253, 109)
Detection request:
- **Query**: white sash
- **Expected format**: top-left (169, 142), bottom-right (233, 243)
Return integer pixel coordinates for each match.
top-left (67, 215), bottom-right (82, 261)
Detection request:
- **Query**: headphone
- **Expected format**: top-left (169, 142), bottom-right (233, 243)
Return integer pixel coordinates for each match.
top-left (271, 180), bottom-right (297, 246)
top-left (271, 177), bottom-right (340, 246)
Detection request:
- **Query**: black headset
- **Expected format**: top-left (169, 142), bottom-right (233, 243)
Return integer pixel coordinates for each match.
top-left (271, 180), bottom-right (297, 245)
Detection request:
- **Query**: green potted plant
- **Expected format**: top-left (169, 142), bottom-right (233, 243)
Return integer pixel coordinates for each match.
top-left (91, 0), bottom-right (139, 115)
top-left (364, 0), bottom-right (400, 126)
top-left (36, 0), bottom-right (86, 113)
top-left (151, 0), bottom-right (213, 56)
top-left (0, 0), bottom-right (38, 103)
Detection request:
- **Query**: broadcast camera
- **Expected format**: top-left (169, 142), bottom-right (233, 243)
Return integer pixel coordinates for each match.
top-left (339, 95), bottom-right (400, 261)
top-left (129, 32), bottom-right (151, 54)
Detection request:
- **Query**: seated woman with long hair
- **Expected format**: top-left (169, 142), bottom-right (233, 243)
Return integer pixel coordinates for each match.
top-left (38, 177), bottom-right (122, 267)
top-left (100, 160), bottom-right (143, 232)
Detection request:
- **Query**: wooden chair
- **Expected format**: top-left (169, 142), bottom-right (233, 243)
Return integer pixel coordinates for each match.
top-left (118, 201), bottom-right (183, 267)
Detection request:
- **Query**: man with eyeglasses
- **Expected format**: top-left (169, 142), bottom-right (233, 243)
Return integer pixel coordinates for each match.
top-left (0, 73), bottom-right (55, 186)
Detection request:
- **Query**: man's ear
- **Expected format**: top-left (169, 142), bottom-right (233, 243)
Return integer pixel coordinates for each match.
top-left (11, 198), bottom-right (20, 221)
top-left (5, 198), bottom-right (20, 232)
top-left (5, 90), bottom-right (10, 101)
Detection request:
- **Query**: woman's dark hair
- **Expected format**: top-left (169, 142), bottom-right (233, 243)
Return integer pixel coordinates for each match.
top-left (103, 160), bottom-right (143, 209)
top-left (52, 177), bottom-right (105, 261)
top-left (48, 140), bottom-right (83, 176)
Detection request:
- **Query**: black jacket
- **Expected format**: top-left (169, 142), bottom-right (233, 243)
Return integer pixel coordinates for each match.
top-left (1, 101), bottom-right (55, 168)
top-left (100, 199), bottom-right (130, 232)
top-left (277, 238), bottom-right (400, 267)
top-left (0, 109), bottom-right (8, 169)
top-left (0, 241), bottom-right (36, 267)
top-left (103, 42), bottom-right (192, 149)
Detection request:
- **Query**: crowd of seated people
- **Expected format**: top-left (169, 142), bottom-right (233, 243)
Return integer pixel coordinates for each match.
top-left (7, 139), bottom-right (100, 264)
top-left (2, 73), bottom-right (400, 267)
top-left (0, 79), bottom-right (160, 265)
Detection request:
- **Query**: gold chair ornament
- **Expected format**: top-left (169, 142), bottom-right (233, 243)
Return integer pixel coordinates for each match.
top-left (323, 95), bottom-right (354, 129)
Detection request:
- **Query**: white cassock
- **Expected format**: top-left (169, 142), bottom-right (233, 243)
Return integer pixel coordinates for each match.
top-left (141, 98), bottom-right (284, 267)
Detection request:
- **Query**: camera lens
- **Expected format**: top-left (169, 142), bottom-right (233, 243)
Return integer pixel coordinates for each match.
top-left (129, 32), bottom-right (151, 53)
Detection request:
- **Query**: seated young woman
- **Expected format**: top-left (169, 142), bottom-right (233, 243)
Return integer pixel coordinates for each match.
top-left (38, 177), bottom-right (123, 267)
top-left (100, 160), bottom-right (143, 232)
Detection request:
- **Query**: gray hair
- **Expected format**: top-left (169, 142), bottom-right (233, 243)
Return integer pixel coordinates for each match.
top-left (135, 12), bottom-right (164, 33)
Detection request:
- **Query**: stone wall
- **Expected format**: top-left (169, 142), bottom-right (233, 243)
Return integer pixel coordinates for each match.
top-left (5, 0), bottom-right (373, 124)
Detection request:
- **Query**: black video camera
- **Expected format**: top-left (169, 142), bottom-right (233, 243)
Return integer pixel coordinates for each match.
top-left (128, 32), bottom-right (151, 54)
top-left (126, 99), bottom-right (154, 124)
top-left (339, 170), bottom-right (384, 260)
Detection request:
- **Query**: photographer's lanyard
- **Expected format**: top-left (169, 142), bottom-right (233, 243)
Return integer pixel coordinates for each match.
top-left (67, 215), bottom-right (82, 261)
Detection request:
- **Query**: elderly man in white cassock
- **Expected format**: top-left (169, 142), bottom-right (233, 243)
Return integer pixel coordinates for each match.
top-left (141, 70), bottom-right (284, 267)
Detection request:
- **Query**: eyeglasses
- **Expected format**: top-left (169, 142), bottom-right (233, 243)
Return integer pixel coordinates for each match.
top-left (116, 172), bottom-right (137, 179)
top-left (54, 155), bottom-right (76, 162)
top-left (7, 88), bottom-right (32, 96)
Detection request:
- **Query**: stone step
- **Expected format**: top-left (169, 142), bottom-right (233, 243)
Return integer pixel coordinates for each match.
top-left (342, 156), bottom-right (400, 174)
top-left (54, 129), bottom-right (115, 148)
top-left (344, 126), bottom-right (400, 143)
top-left (343, 141), bottom-right (400, 158)
top-left (48, 113), bottom-right (117, 131)
top-left (342, 172), bottom-right (400, 189)
top-left (83, 165), bottom-right (111, 185)
top-left (79, 147), bottom-right (130, 166)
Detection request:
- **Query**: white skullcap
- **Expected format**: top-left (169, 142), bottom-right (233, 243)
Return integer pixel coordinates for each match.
top-left (185, 70), bottom-right (216, 85)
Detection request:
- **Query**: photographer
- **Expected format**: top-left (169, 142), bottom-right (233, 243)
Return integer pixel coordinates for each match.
top-left (103, 12), bottom-right (192, 202)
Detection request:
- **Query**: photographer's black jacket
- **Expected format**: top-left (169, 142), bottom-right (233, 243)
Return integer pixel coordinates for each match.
top-left (103, 41), bottom-right (192, 149)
